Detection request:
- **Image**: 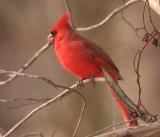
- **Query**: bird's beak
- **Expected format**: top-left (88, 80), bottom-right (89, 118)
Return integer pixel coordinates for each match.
top-left (47, 34), bottom-right (54, 42)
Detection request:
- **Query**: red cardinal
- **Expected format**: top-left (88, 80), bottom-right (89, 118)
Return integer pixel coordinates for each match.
top-left (48, 13), bottom-right (138, 126)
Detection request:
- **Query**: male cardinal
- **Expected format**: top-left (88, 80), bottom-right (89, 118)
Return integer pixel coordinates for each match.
top-left (48, 13), bottom-right (138, 126)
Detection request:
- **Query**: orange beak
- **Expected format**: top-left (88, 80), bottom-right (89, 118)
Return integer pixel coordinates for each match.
top-left (47, 34), bottom-right (54, 42)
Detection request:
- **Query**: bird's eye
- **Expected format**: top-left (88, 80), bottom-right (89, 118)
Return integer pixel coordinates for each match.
top-left (50, 31), bottom-right (57, 36)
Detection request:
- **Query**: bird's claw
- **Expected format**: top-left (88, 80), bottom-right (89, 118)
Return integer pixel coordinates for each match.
top-left (77, 80), bottom-right (85, 88)
top-left (130, 110), bottom-right (158, 123)
top-left (144, 114), bottom-right (158, 123)
top-left (77, 76), bottom-right (96, 88)
top-left (89, 76), bottom-right (96, 86)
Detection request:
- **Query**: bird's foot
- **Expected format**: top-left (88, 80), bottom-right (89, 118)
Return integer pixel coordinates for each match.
top-left (130, 109), bottom-right (158, 123)
top-left (144, 114), bottom-right (158, 123)
top-left (89, 76), bottom-right (96, 86)
top-left (77, 79), bottom-right (85, 88)
top-left (77, 76), bottom-right (96, 88)
top-left (130, 109), bottom-right (146, 119)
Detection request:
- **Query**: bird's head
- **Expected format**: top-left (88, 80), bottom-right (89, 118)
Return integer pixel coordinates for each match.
top-left (48, 12), bottom-right (71, 42)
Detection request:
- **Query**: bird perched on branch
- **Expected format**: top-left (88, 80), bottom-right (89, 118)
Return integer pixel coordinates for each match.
top-left (48, 13), bottom-right (138, 126)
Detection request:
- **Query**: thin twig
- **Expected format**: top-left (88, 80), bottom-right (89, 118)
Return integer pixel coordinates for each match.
top-left (0, 69), bottom-right (60, 88)
top-left (72, 97), bottom-right (86, 137)
top-left (0, 98), bottom-right (52, 103)
top-left (0, 42), bottom-right (52, 86)
top-left (76, 0), bottom-right (142, 31)
top-left (76, 0), bottom-right (160, 32)
top-left (133, 29), bottom-right (159, 118)
top-left (93, 119), bottom-right (160, 137)
top-left (85, 118), bottom-right (142, 137)
top-left (0, 97), bottom-right (53, 109)
top-left (2, 71), bottom-right (87, 137)
top-left (0, 69), bottom-right (154, 137)
top-left (133, 0), bottom-right (160, 115)
top-left (0, 69), bottom-right (140, 115)
top-left (121, 0), bottom-right (142, 38)
top-left (3, 86), bottom-right (84, 137)
top-left (86, 111), bottom-right (159, 137)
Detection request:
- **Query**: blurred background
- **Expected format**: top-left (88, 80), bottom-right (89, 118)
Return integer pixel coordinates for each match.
top-left (0, 0), bottom-right (160, 137)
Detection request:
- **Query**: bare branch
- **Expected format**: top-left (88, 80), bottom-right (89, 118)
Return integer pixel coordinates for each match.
top-left (72, 97), bottom-right (86, 137)
top-left (76, 0), bottom-right (159, 32)
top-left (0, 98), bottom-right (51, 103)
top-left (94, 120), bottom-right (160, 137)
top-left (86, 118), bottom-right (141, 137)
top-left (1, 69), bottom-right (156, 137)
top-left (0, 42), bottom-right (52, 86)
top-left (1, 70), bottom-right (87, 137)
top-left (121, 0), bottom-right (142, 38)
top-left (2, 85), bottom-right (85, 137)
top-left (0, 97), bottom-right (52, 109)
top-left (133, 29), bottom-right (160, 117)
top-left (0, 69), bottom-right (61, 89)
top-left (147, 0), bottom-right (160, 15)
top-left (76, 0), bottom-right (142, 31)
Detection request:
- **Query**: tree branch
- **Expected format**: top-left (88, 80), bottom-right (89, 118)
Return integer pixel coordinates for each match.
top-left (2, 85), bottom-right (85, 137)
top-left (147, 0), bottom-right (160, 15)
top-left (0, 42), bottom-right (52, 86)
top-left (1, 70), bottom-right (86, 137)
top-left (1, 69), bottom-right (156, 137)
top-left (76, 0), bottom-right (159, 32)
top-left (94, 120), bottom-right (160, 137)
top-left (76, 0), bottom-right (142, 31)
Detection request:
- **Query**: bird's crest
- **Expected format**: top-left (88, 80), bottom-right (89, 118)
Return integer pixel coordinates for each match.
top-left (53, 12), bottom-right (71, 30)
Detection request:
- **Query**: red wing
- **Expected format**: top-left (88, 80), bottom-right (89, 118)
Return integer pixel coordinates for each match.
top-left (85, 39), bottom-right (119, 70)
top-left (82, 38), bottom-right (122, 80)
